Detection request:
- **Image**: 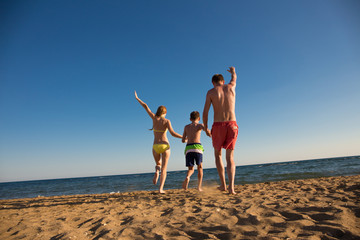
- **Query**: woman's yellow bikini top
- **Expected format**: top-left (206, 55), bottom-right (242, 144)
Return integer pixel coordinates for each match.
top-left (151, 114), bottom-right (167, 132)
top-left (153, 129), bottom-right (167, 133)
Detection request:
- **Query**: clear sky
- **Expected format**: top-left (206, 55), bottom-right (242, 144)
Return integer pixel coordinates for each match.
top-left (1, 0), bottom-right (359, 182)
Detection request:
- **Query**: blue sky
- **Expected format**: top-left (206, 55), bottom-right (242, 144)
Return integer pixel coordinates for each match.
top-left (1, 0), bottom-right (359, 182)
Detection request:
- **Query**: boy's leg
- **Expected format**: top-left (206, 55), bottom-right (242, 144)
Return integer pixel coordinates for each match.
top-left (226, 149), bottom-right (236, 194)
top-left (159, 150), bottom-right (170, 193)
top-left (152, 149), bottom-right (161, 185)
top-left (197, 163), bottom-right (203, 191)
top-left (214, 148), bottom-right (227, 191)
top-left (182, 166), bottom-right (194, 190)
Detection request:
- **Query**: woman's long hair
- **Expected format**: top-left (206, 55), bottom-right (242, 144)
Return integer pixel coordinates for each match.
top-left (150, 106), bottom-right (167, 131)
top-left (155, 105), bottom-right (167, 117)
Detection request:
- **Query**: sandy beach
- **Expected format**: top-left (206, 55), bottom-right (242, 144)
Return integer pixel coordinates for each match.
top-left (1, 175), bottom-right (359, 240)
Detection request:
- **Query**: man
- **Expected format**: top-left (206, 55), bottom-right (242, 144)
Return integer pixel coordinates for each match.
top-left (203, 66), bottom-right (238, 194)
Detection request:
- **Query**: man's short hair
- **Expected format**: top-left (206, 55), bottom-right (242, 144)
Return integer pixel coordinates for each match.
top-left (190, 111), bottom-right (200, 121)
top-left (212, 74), bottom-right (224, 83)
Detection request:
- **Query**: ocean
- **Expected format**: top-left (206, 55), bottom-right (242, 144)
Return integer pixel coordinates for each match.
top-left (0, 155), bottom-right (359, 200)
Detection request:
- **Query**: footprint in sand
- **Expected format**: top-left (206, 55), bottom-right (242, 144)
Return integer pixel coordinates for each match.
top-left (279, 211), bottom-right (304, 221)
top-left (160, 208), bottom-right (173, 216)
top-left (192, 206), bottom-right (202, 213)
top-left (121, 216), bottom-right (134, 225)
top-left (50, 233), bottom-right (67, 240)
top-left (186, 230), bottom-right (211, 239)
top-left (77, 218), bottom-right (93, 228)
top-left (235, 214), bottom-right (260, 225)
top-left (308, 213), bottom-right (336, 221)
top-left (302, 225), bottom-right (351, 239)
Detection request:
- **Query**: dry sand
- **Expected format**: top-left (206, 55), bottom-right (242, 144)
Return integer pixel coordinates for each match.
top-left (1, 175), bottom-right (359, 240)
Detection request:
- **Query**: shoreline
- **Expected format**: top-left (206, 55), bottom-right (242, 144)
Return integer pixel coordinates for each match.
top-left (1, 173), bottom-right (360, 201)
top-left (1, 175), bottom-right (359, 239)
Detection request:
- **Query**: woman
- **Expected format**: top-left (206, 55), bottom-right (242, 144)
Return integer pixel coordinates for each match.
top-left (135, 91), bottom-right (182, 193)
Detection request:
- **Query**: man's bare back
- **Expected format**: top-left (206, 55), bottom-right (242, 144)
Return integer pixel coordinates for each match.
top-left (203, 67), bottom-right (237, 132)
top-left (207, 84), bottom-right (236, 122)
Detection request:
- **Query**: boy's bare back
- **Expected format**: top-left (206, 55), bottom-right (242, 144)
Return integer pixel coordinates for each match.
top-left (182, 122), bottom-right (204, 144)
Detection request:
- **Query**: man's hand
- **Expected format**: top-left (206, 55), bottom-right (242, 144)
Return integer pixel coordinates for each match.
top-left (227, 66), bottom-right (235, 74)
top-left (134, 90), bottom-right (139, 99)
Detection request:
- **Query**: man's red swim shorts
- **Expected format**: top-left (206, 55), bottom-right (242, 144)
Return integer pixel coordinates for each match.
top-left (211, 121), bottom-right (238, 151)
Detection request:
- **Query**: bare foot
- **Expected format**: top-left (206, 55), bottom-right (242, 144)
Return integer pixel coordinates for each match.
top-left (228, 185), bottom-right (237, 195)
top-left (217, 186), bottom-right (227, 192)
top-left (159, 189), bottom-right (165, 194)
top-left (198, 187), bottom-right (203, 192)
top-left (182, 177), bottom-right (190, 190)
top-left (228, 189), bottom-right (237, 195)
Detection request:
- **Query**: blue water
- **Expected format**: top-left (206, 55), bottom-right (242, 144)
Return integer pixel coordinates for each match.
top-left (0, 155), bottom-right (359, 200)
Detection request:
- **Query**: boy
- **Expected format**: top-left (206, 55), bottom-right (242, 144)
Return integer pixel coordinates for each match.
top-left (182, 111), bottom-right (205, 191)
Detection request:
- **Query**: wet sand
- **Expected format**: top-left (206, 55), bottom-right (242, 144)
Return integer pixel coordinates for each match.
top-left (1, 175), bottom-right (359, 240)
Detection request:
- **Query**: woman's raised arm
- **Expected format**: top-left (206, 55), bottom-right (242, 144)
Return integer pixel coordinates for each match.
top-left (135, 91), bottom-right (155, 119)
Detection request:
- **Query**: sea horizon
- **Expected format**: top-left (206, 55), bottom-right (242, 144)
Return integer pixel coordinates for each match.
top-left (1, 154), bottom-right (358, 184)
top-left (1, 155), bottom-right (359, 200)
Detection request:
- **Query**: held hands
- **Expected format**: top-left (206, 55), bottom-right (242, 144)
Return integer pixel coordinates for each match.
top-left (205, 128), bottom-right (211, 137)
top-left (227, 66), bottom-right (235, 74)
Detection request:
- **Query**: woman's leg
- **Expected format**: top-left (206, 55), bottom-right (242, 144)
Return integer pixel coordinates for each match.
top-left (152, 149), bottom-right (161, 185)
top-left (159, 150), bottom-right (170, 193)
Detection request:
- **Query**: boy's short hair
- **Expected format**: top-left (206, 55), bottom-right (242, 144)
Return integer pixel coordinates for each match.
top-left (190, 111), bottom-right (200, 121)
top-left (212, 74), bottom-right (224, 83)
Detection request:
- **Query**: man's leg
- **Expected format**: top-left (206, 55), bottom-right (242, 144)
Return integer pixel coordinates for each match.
top-left (226, 149), bottom-right (236, 194)
top-left (214, 148), bottom-right (227, 191)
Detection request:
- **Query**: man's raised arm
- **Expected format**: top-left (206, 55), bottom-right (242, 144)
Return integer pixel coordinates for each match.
top-left (227, 66), bottom-right (237, 87)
